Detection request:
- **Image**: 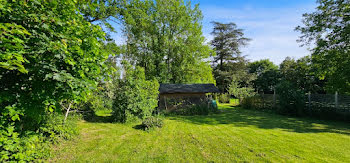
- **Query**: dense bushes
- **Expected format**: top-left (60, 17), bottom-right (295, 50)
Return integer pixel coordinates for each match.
top-left (0, 106), bottom-right (79, 162)
top-left (241, 96), bottom-right (263, 110)
top-left (172, 102), bottom-right (218, 116)
top-left (241, 81), bottom-right (305, 116)
top-left (275, 81), bottom-right (305, 116)
top-left (1, 1), bottom-right (109, 161)
top-left (112, 62), bottom-right (159, 123)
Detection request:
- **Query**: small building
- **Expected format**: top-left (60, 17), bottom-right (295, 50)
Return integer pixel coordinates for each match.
top-left (158, 84), bottom-right (220, 111)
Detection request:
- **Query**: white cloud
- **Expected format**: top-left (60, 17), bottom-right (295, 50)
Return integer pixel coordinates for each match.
top-left (201, 4), bottom-right (316, 64)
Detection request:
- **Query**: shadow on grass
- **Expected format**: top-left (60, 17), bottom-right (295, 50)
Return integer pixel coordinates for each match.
top-left (83, 113), bottom-right (113, 123)
top-left (169, 106), bottom-right (350, 135)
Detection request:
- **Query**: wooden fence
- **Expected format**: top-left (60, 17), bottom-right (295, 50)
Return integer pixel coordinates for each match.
top-left (246, 92), bottom-right (350, 121)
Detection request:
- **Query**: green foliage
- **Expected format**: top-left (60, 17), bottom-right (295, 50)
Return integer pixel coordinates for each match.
top-left (218, 94), bottom-right (230, 103)
top-left (0, 131), bottom-right (50, 162)
top-left (112, 61), bottom-right (159, 123)
top-left (296, 0), bottom-right (350, 94)
top-left (0, 0), bottom-right (109, 161)
top-left (211, 22), bottom-right (251, 71)
top-left (0, 105), bottom-right (47, 162)
top-left (241, 96), bottom-right (263, 110)
top-left (1, 0), bottom-right (109, 129)
top-left (140, 116), bottom-right (164, 131)
top-left (228, 76), bottom-right (256, 102)
top-left (211, 22), bottom-right (251, 92)
top-left (275, 81), bottom-right (305, 116)
top-left (121, 0), bottom-right (214, 83)
top-left (0, 22), bottom-right (30, 73)
top-left (279, 56), bottom-right (325, 93)
top-left (174, 103), bottom-right (218, 116)
top-left (39, 113), bottom-right (79, 141)
top-left (249, 59), bottom-right (280, 93)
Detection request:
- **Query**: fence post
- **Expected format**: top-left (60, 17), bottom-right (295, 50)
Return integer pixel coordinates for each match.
top-left (335, 91), bottom-right (339, 109)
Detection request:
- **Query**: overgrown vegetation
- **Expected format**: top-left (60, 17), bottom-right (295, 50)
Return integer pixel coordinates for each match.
top-left (275, 81), bottom-right (305, 116)
top-left (112, 62), bottom-right (159, 123)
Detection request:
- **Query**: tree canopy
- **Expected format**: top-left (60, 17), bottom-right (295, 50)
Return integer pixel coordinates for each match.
top-left (210, 22), bottom-right (252, 92)
top-left (121, 0), bottom-right (215, 84)
top-left (248, 59), bottom-right (279, 93)
top-left (296, 0), bottom-right (350, 94)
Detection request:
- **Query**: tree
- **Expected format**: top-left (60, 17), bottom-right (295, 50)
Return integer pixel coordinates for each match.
top-left (296, 0), bottom-right (350, 94)
top-left (211, 22), bottom-right (251, 71)
top-left (112, 61), bottom-right (159, 123)
top-left (248, 59), bottom-right (280, 93)
top-left (120, 0), bottom-right (214, 84)
top-left (210, 22), bottom-right (251, 92)
top-left (0, 0), bottom-right (109, 130)
top-left (279, 56), bottom-right (325, 93)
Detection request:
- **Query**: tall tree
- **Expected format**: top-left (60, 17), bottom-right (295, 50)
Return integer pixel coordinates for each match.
top-left (296, 0), bottom-right (350, 94)
top-left (248, 59), bottom-right (280, 93)
top-left (211, 22), bottom-right (250, 71)
top-left (210, 22), bottom-right (251, 92)
top-left (120, 0), bottom-right (215, 84)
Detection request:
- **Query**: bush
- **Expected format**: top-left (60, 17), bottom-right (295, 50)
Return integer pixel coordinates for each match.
top-left (275, 81), bottom-right (305, 116)
top-left (39, 113), bottom-right (79, 141)
top-left (241, 96), bottom-right (263, 110)
top-left (112, 62), bottom-right (159, 123)
top-left (0, 105), bottom-right (79, 162)
top-left (172, 102), bottom-right (218, 116)
top-left (0, 130), bottom-right (50, 162)
top-left (140, 116), bottom-right (164, 130)
top-left (218, 94), bottom-right (230, 103)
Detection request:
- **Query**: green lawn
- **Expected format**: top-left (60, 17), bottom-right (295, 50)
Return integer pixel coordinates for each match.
top-left (51, 104), bottom-right (350, 162)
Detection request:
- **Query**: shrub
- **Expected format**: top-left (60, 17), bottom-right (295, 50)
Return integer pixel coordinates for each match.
top-left (275, 81), bottom-right (305, 116)
top-left (112, 62), bottom-right (159, 123)
top-left (0, 105), bottom-right (49, 162)
top-left (39, 113), bottom-right (79, 141)
top-left (140, 116), bottom-right (164, 130)
top-left (241, 96), bottom-right (263, 110)
top-left (218, 94), bottom-right (230, 103)
top-left (173, 102), bottom-right (218, 116)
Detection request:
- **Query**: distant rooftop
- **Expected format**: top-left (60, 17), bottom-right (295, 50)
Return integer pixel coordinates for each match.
top-left (159, 84), bottom-right (220, 94)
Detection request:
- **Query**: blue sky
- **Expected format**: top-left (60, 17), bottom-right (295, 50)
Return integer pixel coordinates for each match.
top-left (192, 0), bottom-right (317, 64)
top-left (112, 0), bottom-right (318, 64)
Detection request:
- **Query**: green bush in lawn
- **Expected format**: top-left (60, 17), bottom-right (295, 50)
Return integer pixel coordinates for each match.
top-left (140, 116), bottom-right (164, 131)
top-left (275, 80), bottom-right (305, 116)
top-left (112, 61), bottom-right (159, 123)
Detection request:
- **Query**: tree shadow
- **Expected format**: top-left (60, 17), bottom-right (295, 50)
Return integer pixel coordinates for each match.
top-left (83, 114), bottom-right (113, 123)
top-left (168, 106), bottom-right (350, 135)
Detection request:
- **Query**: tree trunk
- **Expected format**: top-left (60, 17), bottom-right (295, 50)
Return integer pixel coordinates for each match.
top-left (64, 102), bottom-right (72, 123)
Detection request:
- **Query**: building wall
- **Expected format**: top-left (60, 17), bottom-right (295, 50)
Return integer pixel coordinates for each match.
top-left (158, 93), bottom-right (208, 111)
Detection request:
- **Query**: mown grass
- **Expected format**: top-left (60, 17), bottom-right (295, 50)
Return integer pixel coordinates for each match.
top-left (51, 104), bottom-right (350, 162)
